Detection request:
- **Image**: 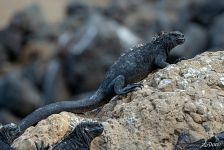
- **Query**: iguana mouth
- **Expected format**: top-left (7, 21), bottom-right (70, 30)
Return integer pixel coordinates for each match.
top-left (177, 37), bottom-right (185, 44)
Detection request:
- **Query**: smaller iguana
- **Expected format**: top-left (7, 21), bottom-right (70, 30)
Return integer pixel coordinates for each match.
top-left (51, 121), bottom-right (103, 150)
top-left (0, 121), bottom-right (104, 150)
top-left (174, 132), bottom-right (224, 150)
top-left (0, 123), bottom-right (18, 150)
top-left (0, 31), bottom-right (185, 143)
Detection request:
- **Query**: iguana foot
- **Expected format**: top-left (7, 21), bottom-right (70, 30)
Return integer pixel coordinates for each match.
top-left (35, 141), bottom-right (49, 150)
top-left (126, 83), bottom-right (143, 90)
top-left (119, 83), bottom-right (143, 95)
top-left (174, 57), bottom-right (187, 64)
top-left (0, 123), bottom-right (20, 145)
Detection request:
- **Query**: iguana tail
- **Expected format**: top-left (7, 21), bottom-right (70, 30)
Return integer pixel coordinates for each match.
top-left (17, 89), bottom-right (108, 133)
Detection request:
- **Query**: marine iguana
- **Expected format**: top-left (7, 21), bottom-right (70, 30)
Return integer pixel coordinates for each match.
top-left (52, 121), bottom-right (103, 150)
top-left (0, 123), bottom-right (17, 150)
top-left (174, 132), bottom-right (224, 150)
top-left (0, 121), bottom-right (103, 150)
top-left (0, 31), bottom-right (185, 143)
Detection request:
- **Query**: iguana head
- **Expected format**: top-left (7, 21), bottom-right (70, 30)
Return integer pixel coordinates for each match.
top-left (0, 123), bottom-right (20, 145)
top-left (76, 121), bottom-right (104, 145)
top-left (174, 132), bottom-right (191, 150)
top-left (154, 31), bottom-right (185, 51)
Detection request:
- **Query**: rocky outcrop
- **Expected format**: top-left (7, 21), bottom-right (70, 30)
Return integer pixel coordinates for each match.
top-left (12, 51), bottom-right (224, 149)
top-left (12, 112), bottom-right (92, 149)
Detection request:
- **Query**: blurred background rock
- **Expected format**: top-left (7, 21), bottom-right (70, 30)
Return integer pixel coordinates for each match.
top-left (0, 0), bottom-right (223, 124)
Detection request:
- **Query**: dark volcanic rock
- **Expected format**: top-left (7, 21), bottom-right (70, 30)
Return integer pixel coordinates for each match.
top-left (0, 109), bottom-right (20, 125)
top-left (66, 2), bottom-right (89, 18)
top-left (182, 0), bottom-right (224, 26)
top-left (61, 12), bottom-right (124, 94)
top-left (104, 0), bottom-right (143, 23)
top-left (9, 5), bottom-right (46, 36)
top-left (209, 13), bottom-right (224, 50)
top-left (63, 33), bottom-right (123, 94)
top-left (0, 73), bottom-right (42, 116)
top-left (0, 28), bottom-right (23, 61)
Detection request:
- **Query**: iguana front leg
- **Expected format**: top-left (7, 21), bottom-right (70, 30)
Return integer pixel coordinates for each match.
top-left (112, 75), bottom-right (143, 95)
top-left (35, 141), bottom-right (49, 150)
top-left (174, 57), bottom-right (187, 64)
top-left (154, 53), bottom-right (170, 68)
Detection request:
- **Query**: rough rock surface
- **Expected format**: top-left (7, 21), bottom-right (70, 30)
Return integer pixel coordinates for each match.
top-left (12, 112), bottom-right (91, 149)
top-left (13, 51), bottom-right (224, 150)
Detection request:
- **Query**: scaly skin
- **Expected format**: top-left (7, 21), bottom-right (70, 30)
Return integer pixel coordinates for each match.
top-left (0, 122), bottom-right (103, 150)
top-left (0, 123), bottom-right (19, 150)
top-left (1, 31), bottom-right (185, 144)
top-left (174, 132), bottom-right (224, 150)
top-left (0, 140), bottom-right (14, 150)
top-left (51, 121), bottom-right (103, 150)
